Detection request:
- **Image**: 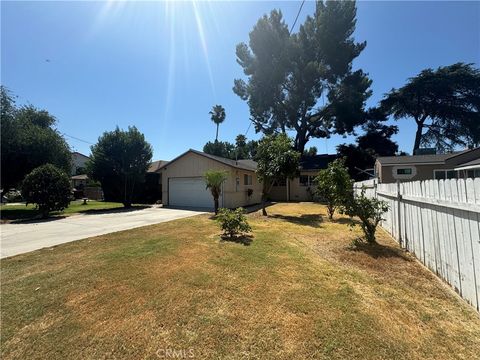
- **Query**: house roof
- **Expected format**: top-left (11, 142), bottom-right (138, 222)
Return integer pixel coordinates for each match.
top-left (148, 160), bottom-right (169, 173)
top-left (71, 151), bottom-right (90, 160)
top-left (299, 154), bottom-right (337, 170)
top-left (455, 158), bottom-right (480, 171)
top-left (376, 152), bottom-right (466, 165)
top-left (161, 149), bottom-right (258, 172)
top-left (71, 174), bottom-right (88, 180)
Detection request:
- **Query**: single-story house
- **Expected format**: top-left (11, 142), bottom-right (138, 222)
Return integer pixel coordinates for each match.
top-left (375, 147), bottom-right (480, 183)
top-left (146, 160), bottom-right (169, 203)
top-left (160, 149), bottom-right (262, 210)
top-left (71, 174), bottom-right (88, 188)
top-left (269, 154), bottom-right (337, 201)
top-left (71, 152), bottom-right (90, 176)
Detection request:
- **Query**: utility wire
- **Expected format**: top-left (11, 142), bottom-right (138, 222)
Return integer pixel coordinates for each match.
top-left (62, 132), bottom-right (95, 145)
top-left (289, 0), bottom-right (306, 34)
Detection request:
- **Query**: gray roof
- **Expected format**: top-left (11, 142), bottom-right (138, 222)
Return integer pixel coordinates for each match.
top-left (455, 157), bottom-right (480, 170)
top-left (376, 152), bottom-right (464, 165)
top-left (148, 160), bottom-right (169, 173)
top-left (71, 174), bottom-right (88, 180)
top-left (162, 149), bottom-right (258, 172)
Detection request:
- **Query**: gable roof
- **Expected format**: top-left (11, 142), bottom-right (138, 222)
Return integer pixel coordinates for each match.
top-left (71, 151), bottom-right (90, 160)
top-left (161, 149), bottom-right (258, 172)
top-left (455, 158), bottom-right (480, 171)
top-left (299, 154), bottom-right (337, 170)
top-left (375, 150), bottom-right (472, 166)
top-left (148, 160), bottom-right (169, 173)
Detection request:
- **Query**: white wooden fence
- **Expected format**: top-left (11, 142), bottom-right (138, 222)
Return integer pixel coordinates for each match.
top-left (354, 178), bottom-right (480, 311)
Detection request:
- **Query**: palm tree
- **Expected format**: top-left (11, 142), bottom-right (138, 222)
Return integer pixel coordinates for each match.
top-left (209, 105), bottom-right (226, 142)
top-left (204, 170), bottom-right (228, 214)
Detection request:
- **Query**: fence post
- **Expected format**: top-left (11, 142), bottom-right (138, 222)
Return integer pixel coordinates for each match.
top-left (397, 180), bottom-right (403, 247)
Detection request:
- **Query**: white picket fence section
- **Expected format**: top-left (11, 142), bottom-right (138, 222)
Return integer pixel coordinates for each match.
top-left (354, 178), bottom-right (480, 311)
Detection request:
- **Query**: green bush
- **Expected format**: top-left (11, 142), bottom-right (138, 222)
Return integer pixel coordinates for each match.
top-left (216, 207), bottom-right (252, 238)
top-left (342, 189), bottom-right (389, 244)
top-left (315, 158), bottom-right (352, 220)
top-left (21, 164), bottom-right (71, 218)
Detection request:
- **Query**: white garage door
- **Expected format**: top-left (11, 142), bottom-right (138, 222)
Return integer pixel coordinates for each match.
top-left (168, 177), bottom-right (219, 209)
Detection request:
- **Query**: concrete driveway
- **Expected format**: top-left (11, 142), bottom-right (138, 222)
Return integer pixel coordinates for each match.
top-left (0, 207), bottom-right (204, 258)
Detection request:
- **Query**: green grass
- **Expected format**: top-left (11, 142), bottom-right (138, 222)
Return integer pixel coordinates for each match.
top-left (0, 200), bottom-right (126, 221)
top-left (1, 203), bottom-right (479, 359)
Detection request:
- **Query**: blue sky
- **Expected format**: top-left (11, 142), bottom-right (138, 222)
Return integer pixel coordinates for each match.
top-left (2, 1), bottom-right (479, 160)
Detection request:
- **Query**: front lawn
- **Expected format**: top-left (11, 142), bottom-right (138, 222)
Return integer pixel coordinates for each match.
top-left (0, 200), bottom-right (126, 221)
top-left (1, 203), bottom-right (479, 359)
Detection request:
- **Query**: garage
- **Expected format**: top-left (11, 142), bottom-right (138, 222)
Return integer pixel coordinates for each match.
top-left (168, 177), bottom-right (219, 209)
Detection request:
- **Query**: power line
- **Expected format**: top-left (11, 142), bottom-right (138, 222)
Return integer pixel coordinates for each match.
top-left (62, 132), bottom-right (95, 145)
top-left (289, 0), bottom-right (306, 35)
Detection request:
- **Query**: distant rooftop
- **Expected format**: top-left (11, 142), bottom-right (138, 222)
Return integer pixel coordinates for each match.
top-left (148, 160), bottom-right (169, 173)
top-left (376, 150), bottom-right (469, 165)
top-left (299, 154), bottom-right (337, 170)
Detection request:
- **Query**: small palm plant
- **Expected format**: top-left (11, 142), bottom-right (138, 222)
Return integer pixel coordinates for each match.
top-left (204, 170), bottom-right (228, 214)
top-left (209, 105), bottom-right (226, 142)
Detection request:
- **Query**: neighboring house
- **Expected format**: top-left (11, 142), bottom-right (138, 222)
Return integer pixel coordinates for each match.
top-left (269, 154), bottom-right (337, 201)
top-left (71, 152), bottom-right (90, 175)
top-left (160, 149), bottom-right (262, 210)
top-left (71, 174), bottom-right (88, 189)
top-left (375, 147), bottom-right (480, 183)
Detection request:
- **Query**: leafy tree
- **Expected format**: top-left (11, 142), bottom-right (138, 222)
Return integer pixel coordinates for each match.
top-left (337, 120), bottom-right (398, 180)
top-left (203, 140), bottom-right (236, 159)
top-left (21, 164), bottom-right (71, 218)
top-left (216, 207), bottom-right (252, 239)
top-left (88, 126), bottom-right (153, 207)
top-left (255, 134), bottom-right (300, 215)
top-left (209, 105), bottom-right (226, 142)
top-left (203, 135), bottom-right (259, 160)
top-left (342, 189), bottom-right (389, 244)
top-left (303, 146), bottom-right (318, 156)
top-left (204, 170), bottom-right (228, 214)
top-left (0, 87), bottom-right (72, 189)
top-left (380, 63), bottom-right (480, 153)
top-left (315, 158), bottom-right (352, 220)
top-left (233, 1), bottom-right (372, 153)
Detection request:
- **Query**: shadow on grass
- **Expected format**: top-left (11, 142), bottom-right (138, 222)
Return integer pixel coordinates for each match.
top-left (220, 234), bottom-right (254, 246)
top-left (350, 240), bottom-right (411, 261)
top-left (270, 213), bottom-right (323, 228)
top-left (80, 205), bottom-right (150, 215)
top-left (1, 208), bottom-right (40, 221)
top-left (334, 217), bottom-right (361, 226)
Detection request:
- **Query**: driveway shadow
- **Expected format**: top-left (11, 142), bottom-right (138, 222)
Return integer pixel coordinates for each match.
top-left (80, 205), bottom-right (150, 215)
top-left (270, 213), bottom-right (323, 228)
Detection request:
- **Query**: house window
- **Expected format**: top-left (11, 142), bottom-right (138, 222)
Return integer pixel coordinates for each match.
top-left (299, 175), bottom-right (316, 186)
top-left (244, 174), bottom-right (253, 186)
top-left (434, 169), bottom-right (457, 180)
top-left (396, 168), bottom-right (412, 175)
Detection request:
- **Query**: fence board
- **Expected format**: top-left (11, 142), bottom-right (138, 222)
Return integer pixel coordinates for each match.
top-left (353, 178), bottom-right (480, 311)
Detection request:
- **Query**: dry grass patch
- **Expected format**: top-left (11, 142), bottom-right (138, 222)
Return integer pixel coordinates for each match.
top-left (1, 203), bottom-right (479, 359)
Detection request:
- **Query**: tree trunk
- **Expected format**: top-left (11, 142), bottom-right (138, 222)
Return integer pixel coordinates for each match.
top-left (215, 124), bottom-right (219, 142)
top-left (214, 197), bottom-right (219, 215)
top-left (413, 120), bottom-right (424, 154)
top-left (261, 196), bottom-right (267, 216)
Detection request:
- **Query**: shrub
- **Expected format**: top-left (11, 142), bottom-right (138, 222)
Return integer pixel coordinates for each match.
top-left (216, 207), bottom-right (252, 238)
top-left (204, 170), bottom-right (228, 214)
top-left (342, 189), bottom-right (389, 244)
top-left (315, 158), bottom-right (352, 220)
top-left (21, 164), bottom-right (71, 218)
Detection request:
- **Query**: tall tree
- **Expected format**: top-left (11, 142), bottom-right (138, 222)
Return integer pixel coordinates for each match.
top-left (380, 63), bottom-right (480, 153)
top-left (233, 1), bottom-right (371, 153)
top-left (255, 134), bottom-right (300, 215)
top-left (0, 87), bottom-right (71, 189)
top-left (337, 120), bottom-right (398, 181)
top-left (88, 126), bottom-right (153, 207)
top-left (209, 105), bottom-right (226, 142)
